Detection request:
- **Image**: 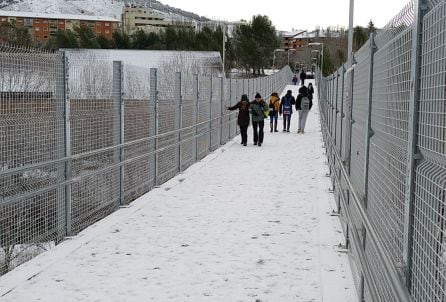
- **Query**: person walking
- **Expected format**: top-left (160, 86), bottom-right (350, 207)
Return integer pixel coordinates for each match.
top-left (295, 85), bottom-right (313, 134)
top-left (292, 74), bottom-right (298, 85)
top-left (299, 70), bottom-right (307, 86)
top-left (250, 92), bottom-right (267, 146)
top-left (268, 92), bottom-right (281, 132)
top-left (308, 82), bottom-right (315, 100)
top-left (279, 90), bottom-right (295, 132)
top-left (226, 94), bottom-right (250, 146)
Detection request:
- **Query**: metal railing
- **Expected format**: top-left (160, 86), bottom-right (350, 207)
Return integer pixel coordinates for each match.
top-left (318, 0), bottom-right (446, 301)
top-left (0, 44), bottom-right (293, 274)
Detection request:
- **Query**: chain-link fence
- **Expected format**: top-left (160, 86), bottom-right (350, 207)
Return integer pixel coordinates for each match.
top-left (0, 45), bottom-right (293, 275)
top-left (318, 1), bottom-right (446, 301)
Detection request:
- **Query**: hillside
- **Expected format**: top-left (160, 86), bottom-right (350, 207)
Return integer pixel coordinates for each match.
top-left (0, 0), bottom-right (210, 22)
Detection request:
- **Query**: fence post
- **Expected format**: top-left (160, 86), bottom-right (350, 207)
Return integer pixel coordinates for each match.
top-left (149, 68), bottom-right (158, 186)
top-left (175, 72), bottom-right (182, 172)
top-left (209, 75), bottom-right (213, 152)
top-left (363, 33), bottom-right (377, 210)
top-left (58, 51), bottom-right (72, 237)
top-left (220, 77), bottom-right (225, 145)
top-left (228, 78), bottom-right (232, 141)
top-left (342, 55), bottom-right (356, 171)
top-left (193, 74), bottom-right (199, 161)
top-left (403, 0), bottom-right (428, 288)
top-left (112, 61), bottom-right (124, 206)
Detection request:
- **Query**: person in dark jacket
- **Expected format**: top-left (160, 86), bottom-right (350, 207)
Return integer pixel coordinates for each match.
top-left (292, 74), bottom-right (298, 85)
top-left (279, 90), bottom-right (296, 132)
top-left (227, 94), bottom-right (250, 146)
top-left (300, 70), bottom-right (307, 86)
top-left (295, 85), bottom-right (313, 134)
top-left (250, 92), bottom-right (267, 147)
top-left (308, 83), bottom-right (315, 100)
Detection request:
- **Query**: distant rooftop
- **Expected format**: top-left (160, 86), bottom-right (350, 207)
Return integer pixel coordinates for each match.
top-left (280, 30), bottom-right (306, 37)
top-left (0, 10), bottom-right (120, 22)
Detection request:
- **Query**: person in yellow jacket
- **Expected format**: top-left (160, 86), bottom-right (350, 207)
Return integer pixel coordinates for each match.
top-left (268, 92), bottom-right (281, 132)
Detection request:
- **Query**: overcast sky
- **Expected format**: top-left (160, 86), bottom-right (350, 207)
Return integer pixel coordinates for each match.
top-left (160, 0), bottom-right (411, 31)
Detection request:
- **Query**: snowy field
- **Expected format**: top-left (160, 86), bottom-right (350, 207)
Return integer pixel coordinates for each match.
top-left (0, 81), bottom-right (357, 302)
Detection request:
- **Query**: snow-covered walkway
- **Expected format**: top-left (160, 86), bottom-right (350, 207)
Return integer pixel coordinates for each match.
top-left (0, 82), bottom-right (356, 302)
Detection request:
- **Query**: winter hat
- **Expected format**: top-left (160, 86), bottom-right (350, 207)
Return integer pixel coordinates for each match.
top-left (241, 94), bottom-right (248, 102)
top-left (255, 92), bottom-right (261, 99)
top-left (287, 90), bottom-right (292, 95)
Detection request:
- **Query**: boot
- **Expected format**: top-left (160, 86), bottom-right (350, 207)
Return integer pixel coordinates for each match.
top-left (274, 121), bottom-right (278, 132)
top-left (270, 123), bottom-right (273, 133)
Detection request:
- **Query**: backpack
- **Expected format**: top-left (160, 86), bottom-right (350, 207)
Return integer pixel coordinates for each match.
top-left (282, 96), bottom-right (293, 115)
top-left (301, 96), bottom-right (310, 111)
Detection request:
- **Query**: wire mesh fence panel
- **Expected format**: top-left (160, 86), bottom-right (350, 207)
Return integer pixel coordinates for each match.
top-left (418, 2), bottom-right (446, 158)
top-left (221, 79), bottom-right (230, 144)
top-left (0, 45), bottom-right (66, 273)
top-left (350, 56), bottom-right (370, 200)
top-left (156, 70), bottom-right (179, 185)
top-left (365, 234), bottom-right (401, 302)
top-left (410, 5), bottom-right (446, 300)
top-left (210, 77), bottom-right (222, 151)
top-left (411, 160), bottom-right (446, 302)
top-left (197, 75), bottom-right (211, 159)
top-left (229, 79), bottom-right (239, 138)
top-left (367, 26), bottom-right (413, 276)
top-left (67, 53), bottom-right (120, 234)
top-left (180, 74), bottom-right (195, 171)
top-left (348, 230), bottom-right (365, 299)
top-left (122, 64), bottom-right (155, 204)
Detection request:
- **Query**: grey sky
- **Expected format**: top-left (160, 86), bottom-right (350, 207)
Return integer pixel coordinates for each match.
top-left (160, 0), bottom-right (411, 31)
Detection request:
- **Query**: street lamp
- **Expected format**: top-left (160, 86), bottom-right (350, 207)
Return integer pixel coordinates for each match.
top-left (308, 42), bottom-right (324, 76)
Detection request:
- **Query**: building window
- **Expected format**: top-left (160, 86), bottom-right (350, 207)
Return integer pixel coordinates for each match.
top-left (35, 28), bottom-right (39, 31)
top-left (105, 22), bottom-right (109, 26)
top-left (105, 30), bottom-right (109, 34)
top-left (35, 19), bottom-right (40, 24)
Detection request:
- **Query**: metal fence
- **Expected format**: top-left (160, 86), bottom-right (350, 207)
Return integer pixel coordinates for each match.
top-left (318, 0), bottom-right (446, 301)
top-left (0, 45), bottom-right (293, 274)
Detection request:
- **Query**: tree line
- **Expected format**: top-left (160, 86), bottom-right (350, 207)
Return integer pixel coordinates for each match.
top-left (0, 17), bottom-right (378, 76)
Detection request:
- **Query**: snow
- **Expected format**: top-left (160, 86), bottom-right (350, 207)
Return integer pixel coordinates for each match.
top-left (0, 9), bottom-right (119, 21)
top-left (0, 0), bottom-right (124, 21)
top-left (0, 81), bottom-right (357, 302)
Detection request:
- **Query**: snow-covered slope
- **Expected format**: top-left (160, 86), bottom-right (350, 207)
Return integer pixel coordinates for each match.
top-left (0, 0), bottom-right (209, 22)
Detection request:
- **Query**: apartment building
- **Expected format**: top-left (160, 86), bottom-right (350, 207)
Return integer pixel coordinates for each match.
top-left (122, 6), bottom-right (193, 34)
top-left (0, 10), bottom-right (120, 42)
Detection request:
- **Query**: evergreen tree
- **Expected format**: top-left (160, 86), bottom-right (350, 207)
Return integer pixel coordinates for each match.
top-left (48, 29), bottom-right (79, 49)
top-left (75, 25), bottom-right (100, 49)
top-left (232, 15), bottom-right (278, 75)
top-left (112, 30), bottom-right (131, 49)
top-left (367, 20), bottom-right (376, 35)
top-left (96, 35), bottom-right (115, 49)
top-left (353, 26), bottom-right (368, 51)
top-left (0, 21), bottom-right (32, 47)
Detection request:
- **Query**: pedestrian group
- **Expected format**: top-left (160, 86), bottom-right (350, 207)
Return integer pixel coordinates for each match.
top-left (226, 80), bottom-right (313, 147)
